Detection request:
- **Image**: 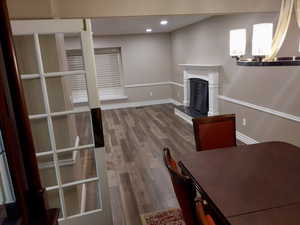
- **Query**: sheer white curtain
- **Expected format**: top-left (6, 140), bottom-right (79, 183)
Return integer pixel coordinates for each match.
top-left (265, 0), bottom-right (294, 61)
top-left (295, 0), bottom-right (300, 27)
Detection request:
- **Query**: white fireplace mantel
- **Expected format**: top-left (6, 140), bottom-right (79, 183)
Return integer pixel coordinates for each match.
top-left (178, 64), bottom-right (221, 70)
top-left (179, 64), bottom-right (221, 116)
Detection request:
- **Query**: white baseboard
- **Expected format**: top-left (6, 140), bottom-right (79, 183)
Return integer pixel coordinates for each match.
top-left (236, 131), bottom-right (258, 145)
top-left (101, 98), bottom-right (177, 110)
top-left (174, 108), bottom-right (193, 124)
top-left (169, 99), bottom-right (183, 106)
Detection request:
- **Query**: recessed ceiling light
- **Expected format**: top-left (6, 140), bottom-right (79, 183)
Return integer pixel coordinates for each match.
top-left (146, 28), bottom-right (152, 33)
top-left (160, 20), bottom-right (168, 25)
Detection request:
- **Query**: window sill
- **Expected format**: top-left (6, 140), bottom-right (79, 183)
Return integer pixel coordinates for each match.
top-left (100, 95), bottom-right (128, 101)
top-left (72, 95), bottom-right (128, 104)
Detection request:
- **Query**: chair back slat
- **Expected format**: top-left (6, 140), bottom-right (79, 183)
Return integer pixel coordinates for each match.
top-left (195, 198), bottom-right (216, 225)
top-left (193, 114), bottom-right (236, 151)
top-left (163, 148), bottom-right (199, 225)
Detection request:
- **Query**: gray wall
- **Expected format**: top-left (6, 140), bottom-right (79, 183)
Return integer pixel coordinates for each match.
top-left (170, 13), bottom-right (300, 146)
top-left (93, 34), bottom-right (172, 85)
top-left (65, 33), bottom-right (173, 104)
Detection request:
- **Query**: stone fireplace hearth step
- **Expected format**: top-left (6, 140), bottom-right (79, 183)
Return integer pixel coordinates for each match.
top-left (175, 105), bottom-right (208, 119)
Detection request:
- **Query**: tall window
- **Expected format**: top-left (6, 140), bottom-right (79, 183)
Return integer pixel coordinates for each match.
top-left (67, 47), bottom-right (124, 103)
top-left (0, 130), bottom-right (15, 206)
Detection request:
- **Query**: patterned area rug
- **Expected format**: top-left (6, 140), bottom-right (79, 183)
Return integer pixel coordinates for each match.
top-left (141, 208), bottom-right (185, 225)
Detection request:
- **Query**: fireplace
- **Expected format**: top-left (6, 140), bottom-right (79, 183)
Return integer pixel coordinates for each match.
top-left (175, 64), bottom-right (220, 124)
top-left (189, 78), bottom-right (209, 115)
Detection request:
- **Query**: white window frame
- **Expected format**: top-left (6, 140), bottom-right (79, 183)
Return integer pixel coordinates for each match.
top-left (66, 47), bottom-right (127, 103)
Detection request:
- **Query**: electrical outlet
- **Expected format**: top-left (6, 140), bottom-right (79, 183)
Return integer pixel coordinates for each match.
top-left (149, 92), bottom-right (153, 96)
top-left (242, 118), bottom-right (247, 126)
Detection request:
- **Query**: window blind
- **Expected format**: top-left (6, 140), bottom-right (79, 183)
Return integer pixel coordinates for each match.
top-left (66, 54), bottom-right (86, 91)
top-left (66, 48), bottom-right (123, 102)
top-left (94, 53), bottom-right (122, 88)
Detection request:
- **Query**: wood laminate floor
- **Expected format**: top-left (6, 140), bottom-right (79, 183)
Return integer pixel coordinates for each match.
top-left (102, 104), bottom-right (197, 225)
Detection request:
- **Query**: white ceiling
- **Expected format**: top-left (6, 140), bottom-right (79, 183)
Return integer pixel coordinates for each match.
top-left (91, 15), bottom-right (209, 35)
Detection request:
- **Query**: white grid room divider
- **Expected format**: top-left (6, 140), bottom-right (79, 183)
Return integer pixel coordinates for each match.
top-left (11, 19), bottom-right (113, 225)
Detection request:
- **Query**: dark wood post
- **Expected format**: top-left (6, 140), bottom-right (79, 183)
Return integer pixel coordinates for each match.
top-left (0, 0), bottom-right (48, 219)
top-left (0, 39), bottom-right (30, 225)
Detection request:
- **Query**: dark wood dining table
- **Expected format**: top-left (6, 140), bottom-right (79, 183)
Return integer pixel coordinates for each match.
top-left (179, 141), bottom-right (300, 225)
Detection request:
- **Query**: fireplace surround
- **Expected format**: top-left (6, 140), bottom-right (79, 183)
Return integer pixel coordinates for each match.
top-left (175, 64), bottom-right (220, 124)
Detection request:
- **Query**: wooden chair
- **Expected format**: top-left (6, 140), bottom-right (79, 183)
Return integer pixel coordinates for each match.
top-left (192, 114), bottom-right (236, 151)
top-left (195, 198), bottom-right (216, 225)
top-left (163, 148), bottom-right (199, 225)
